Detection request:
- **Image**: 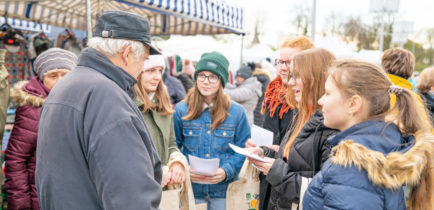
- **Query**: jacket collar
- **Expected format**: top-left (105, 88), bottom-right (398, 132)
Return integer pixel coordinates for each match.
top-left (387, 73), bottom-right (413, 90)
top-left (10, 76), bottom-right (49, 107)
top-left (77, 48), bottom-right (137, 99)
top-left (328, 120), bottom-right (414, 155)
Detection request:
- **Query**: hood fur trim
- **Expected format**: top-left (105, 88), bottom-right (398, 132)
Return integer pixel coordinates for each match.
top-left (330, 133), bottom-right (434, 190)
top-left (11, 81), bottom-right (46, 107)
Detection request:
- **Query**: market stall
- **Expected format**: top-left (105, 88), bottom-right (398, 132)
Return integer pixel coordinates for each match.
top-left (0, 0), bottom-right (245, 35)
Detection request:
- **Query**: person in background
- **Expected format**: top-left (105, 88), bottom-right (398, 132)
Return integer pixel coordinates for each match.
top-left (225, 65), bottom-right (262, 126)
top-left (417, 67), bottom-right (434, 122)
top-left (0, 49), bottom-right (9, 209)
top-left (174, 52), bottom-right (250, 210)
top-left (246, 36), bottom-right (314, 210)
top-left (0, 49), bottom-right (9, 147)
top-left (247, 48), bottom-right (338, 210)
top-left (35, 11), bottom-right (162, 209)
top-left (252, 63), bottom-right (271, 127)
top-left (175, 58), bottom-right (195, 92)
top-left (382, 48), bottom-right (416, 90)
top-left (303, 59), bottom-right (434, 209)
top-left (163, 58), bottom-right (187, 105)
top-left (5, 48), bottom-right (77, 210)
top-left (381, 48), bottom-right (431, 128)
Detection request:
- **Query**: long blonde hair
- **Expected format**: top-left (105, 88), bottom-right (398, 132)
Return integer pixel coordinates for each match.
top-left (134, 71), bottom-right (173, 116)
top-left (283, 48), bottom-right (336, 158)
top-left (329, 59), bottom-right (433, 209)
top-left (183, 82), bottom-right (231, 130)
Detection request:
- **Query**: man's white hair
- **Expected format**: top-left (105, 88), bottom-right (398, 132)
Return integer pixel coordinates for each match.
top-left (87, 37), bottom-right (147, 60)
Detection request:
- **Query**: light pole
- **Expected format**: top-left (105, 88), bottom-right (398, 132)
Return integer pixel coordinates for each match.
top-left (311, 0), bottom-right (317, 42)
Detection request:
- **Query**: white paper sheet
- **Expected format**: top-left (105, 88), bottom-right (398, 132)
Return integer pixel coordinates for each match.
top-left (251, 125), bottom-right (273, 146)
top-left (229, 143), bottom-right (266, 162)
top-left (188, 155), bottom-right (220, 177)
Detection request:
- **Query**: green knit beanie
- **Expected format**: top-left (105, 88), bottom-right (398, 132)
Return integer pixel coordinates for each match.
top-left (194, 51), bottom-right (229, 87)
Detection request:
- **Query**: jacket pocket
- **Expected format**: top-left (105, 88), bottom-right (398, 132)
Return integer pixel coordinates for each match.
top-left (213, 128), bottom-right (235, 152)
top-left (182, 127), bottom-right (201, 152)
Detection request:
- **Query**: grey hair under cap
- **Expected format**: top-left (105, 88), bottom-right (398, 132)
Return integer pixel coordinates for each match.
top-left (33, 48), bottom-right (78, 81)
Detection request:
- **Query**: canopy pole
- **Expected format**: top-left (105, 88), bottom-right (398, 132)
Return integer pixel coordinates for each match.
top-left (86, 0), bottom-right (92, 38)
top-left (240, 34), bottom-right (244, 66)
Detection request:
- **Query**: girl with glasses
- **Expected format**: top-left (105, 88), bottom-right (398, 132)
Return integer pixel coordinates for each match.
top-left (247, 48), bottom-right (338, 210)
top-left (174, 51), bottom-right (250, 210)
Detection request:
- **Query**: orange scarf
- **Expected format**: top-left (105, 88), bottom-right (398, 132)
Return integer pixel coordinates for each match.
top-left (261, 76), bottom-right (293, 119)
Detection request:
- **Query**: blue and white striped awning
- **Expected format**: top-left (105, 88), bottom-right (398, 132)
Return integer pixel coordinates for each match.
top-left (0, 0), bottom-right (244, 35)
top-left (0, 17), bottom-right (51, 33)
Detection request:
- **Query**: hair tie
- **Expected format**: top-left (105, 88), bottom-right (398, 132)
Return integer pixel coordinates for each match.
top-left (388, 85), bottom-right (403, 95)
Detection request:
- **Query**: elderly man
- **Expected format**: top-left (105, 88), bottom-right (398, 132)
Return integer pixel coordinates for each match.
top-left (36, 11), bottom-right (162, 209)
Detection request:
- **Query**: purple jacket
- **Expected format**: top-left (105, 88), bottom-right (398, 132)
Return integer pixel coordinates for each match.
top-left (5, 76), bottom-right (49, 210)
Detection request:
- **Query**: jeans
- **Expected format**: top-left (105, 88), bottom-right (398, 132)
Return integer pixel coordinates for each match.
top-left (195, 198), bottom-right (226, 210)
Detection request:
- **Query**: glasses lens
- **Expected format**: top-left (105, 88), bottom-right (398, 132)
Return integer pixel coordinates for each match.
top-left (197, 74), bottom-right (205, 82)
top-left (209, 75), bottom-right (219, 83)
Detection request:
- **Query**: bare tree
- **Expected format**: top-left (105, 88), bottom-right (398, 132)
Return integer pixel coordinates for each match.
top-left (292, 2), bottom-right (310, 36)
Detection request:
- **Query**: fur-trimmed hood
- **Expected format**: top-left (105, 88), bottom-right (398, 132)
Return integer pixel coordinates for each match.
top-left (11, 76), bottom-right (49, 107)
top-left (329, 121), bottom-right (434, 209)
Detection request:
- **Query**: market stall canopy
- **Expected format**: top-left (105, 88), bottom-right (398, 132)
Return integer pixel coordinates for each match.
top-left (0, 0), bottom-right (244, 35)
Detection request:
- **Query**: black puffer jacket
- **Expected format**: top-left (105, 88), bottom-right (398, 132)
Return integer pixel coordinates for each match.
top-left (259, 105), bottom-right (294, 210)
top-left (265, 110), bottom-right (338, 210)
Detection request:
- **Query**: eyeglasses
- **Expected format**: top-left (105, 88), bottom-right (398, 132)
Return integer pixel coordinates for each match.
top-left (197, 73), bottom-right (220, 84)
top-left (275, 59), bottom-right (291, 67)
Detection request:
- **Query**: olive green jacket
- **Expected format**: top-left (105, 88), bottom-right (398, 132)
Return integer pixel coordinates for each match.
top-left (0, 49), bottom-right (9, 142)
top-left (135, 98), bottom-right (179, 165)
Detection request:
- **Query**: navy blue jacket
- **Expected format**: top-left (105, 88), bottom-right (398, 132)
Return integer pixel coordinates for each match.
top-left (303, 121), bottom-right (414, 210)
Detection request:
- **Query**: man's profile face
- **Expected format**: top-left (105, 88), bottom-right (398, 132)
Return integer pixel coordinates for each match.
top-left (127, 44), bottom-right (150, 79)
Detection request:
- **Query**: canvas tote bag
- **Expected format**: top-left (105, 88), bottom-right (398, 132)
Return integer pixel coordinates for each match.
top-left (226, 160), bottom-right (260, 210)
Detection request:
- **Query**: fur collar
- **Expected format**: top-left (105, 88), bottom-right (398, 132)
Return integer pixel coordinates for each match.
top-left (330, 133), bottom-right (434, 209)
top-left (11, 80), bottom-right (46, 107)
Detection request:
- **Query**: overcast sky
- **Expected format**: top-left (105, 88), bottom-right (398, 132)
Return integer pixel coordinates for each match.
top-left (230, 0), bottom-right (434, 46)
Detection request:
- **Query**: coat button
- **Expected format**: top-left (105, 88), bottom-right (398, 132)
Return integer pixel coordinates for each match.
top-left (207, 130), bottom-right (211, 134)
top-left (223, 131), bottom-right (227, 136)
top-left (189, 130), bottom-right (192, 135)
top-left (205, 154), bottom-right (210, 157)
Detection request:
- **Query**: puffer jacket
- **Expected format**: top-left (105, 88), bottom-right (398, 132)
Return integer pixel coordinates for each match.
top-left (5, 76), bottom-right (49, 210)
top-left (303, 120), bottom-right (429, 210)
top-left (224, 77), bottom-right (262, 126)
top-left (266, 110), bottom-right (337, 210)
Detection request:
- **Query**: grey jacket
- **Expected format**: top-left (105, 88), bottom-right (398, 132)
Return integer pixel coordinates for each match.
top-left (224, 77), bottom-right (262, 126)
top-left (36, 48), bottom-right (162, 210)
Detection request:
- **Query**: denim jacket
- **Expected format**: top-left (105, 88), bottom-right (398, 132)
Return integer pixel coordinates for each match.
top-left (174, 101), bottom-right (250, 199)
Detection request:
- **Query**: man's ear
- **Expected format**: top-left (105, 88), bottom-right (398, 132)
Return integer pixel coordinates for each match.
top-left (348, 94), bottom-right (363, 115)
top-left (121, 45), bottom-right (133, 66)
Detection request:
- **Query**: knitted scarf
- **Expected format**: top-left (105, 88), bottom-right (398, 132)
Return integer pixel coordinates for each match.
top-left (261, 76), bottom-right (292, 119)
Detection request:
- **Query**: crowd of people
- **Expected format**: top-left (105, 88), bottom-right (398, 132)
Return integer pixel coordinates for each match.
top-left (0, 10), bottom-right (433, 210)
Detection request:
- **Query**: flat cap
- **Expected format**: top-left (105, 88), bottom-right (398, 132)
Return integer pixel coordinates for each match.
top-left (93, 11), bottom-right (161, 55)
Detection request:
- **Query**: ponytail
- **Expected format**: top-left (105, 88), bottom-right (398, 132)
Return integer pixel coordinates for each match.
top-left (390, 87), bottom-right (432, 135)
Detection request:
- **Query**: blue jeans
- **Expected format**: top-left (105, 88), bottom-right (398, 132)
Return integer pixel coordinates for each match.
top-left (195, 198), bottom-right (226, 210)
